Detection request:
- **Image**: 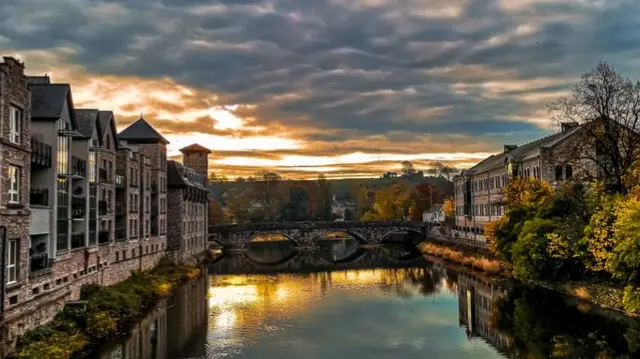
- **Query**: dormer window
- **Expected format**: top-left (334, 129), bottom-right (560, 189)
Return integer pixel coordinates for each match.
top-left (9, 106), bottom-right (22, 144)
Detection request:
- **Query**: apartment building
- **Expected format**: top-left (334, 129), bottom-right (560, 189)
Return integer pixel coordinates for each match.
top-left (0, 57), bottom-right (211, 348)
top-left (166, 144), bottom-right (210, 263)
top-left (452, 123), bottom-right (588, 241)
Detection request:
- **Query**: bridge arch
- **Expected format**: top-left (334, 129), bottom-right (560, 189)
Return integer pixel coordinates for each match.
top-left (378, 228), bottom-right (424, 244)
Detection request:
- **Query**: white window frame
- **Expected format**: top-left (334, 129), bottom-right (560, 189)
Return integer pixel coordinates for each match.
top-left (8, 166), bottom-right (20, 203)
top-left (7, 238), bottom-right (18, 284)
top-left (9, 106), bottom-right (21, 144)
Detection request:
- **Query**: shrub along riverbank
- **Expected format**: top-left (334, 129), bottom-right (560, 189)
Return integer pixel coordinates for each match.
top-left (9, 258), bottom-right (202, 359)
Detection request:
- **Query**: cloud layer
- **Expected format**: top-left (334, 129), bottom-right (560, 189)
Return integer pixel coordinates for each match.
top-left (2, 0), bottom-right (640, 178)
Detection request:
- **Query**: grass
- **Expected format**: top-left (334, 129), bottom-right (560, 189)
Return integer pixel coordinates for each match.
top-left (9, 258), bottom-right (202, 359)
top-left (418, 241), bottom-right (505, 275)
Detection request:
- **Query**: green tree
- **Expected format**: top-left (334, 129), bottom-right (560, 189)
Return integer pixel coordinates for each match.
top-left (281, 186), bottom-right (312, 222)
top-left (316, 174), bottom-right (333, 220)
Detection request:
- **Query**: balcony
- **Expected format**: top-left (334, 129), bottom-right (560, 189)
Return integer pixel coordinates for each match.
top-left (99, 168), bottom-right (111, 183)
top-left (115, 175), bottom-right (126, 189)
top-left (29, 253), bottom-right (51, 276)
top-left (30, 187), bottom-right (49, 207)
top-left (71, 232), bottom-right (85, 249)
top-left (72, 197), bottom-right (86, 218)
top-left (115, 228), bottom-right (127, 242)
top-left (116, 204), bottom-right (126, 216)
top-left (98, 200), bottom-right (107, 216)
top-left (98, 230), bottom-right (109, 244)
top-left (31, 138), bottom-right (52, 168)
top-left (71, 156), bottom-right (86, 177)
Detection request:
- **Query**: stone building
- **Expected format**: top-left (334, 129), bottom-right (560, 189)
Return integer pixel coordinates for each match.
top-left (166, 144), bottom-right (210, 263)
top-left (0, 57), bottom-right (211, 350)
top-left (0, 57), bottom-right (33, 328)
top-left (452, 123), bottom-right (588, 242)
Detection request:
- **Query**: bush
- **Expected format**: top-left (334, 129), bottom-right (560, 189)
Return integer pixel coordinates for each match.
top-left (10, 261), bottom-right (201, 359)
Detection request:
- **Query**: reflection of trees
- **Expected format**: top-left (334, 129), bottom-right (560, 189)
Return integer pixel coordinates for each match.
top-left (375, 267), bottom-right (447, 298)
top-left (493, 285), bottom-right (640, 358)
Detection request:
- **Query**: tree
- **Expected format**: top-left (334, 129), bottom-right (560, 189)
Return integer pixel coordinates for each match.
top-left (209, 199), bottom-right (225, 225)
top-left (401, 161), bottom-right (416, 177)
top-left (363, 183), bottom-right (414, 220)
top-left (316, 174), bottom-right (333, 220)
top-left (549, 62), bottom-right (640, 193)
top-left (427, 161), bottom-right (456, 180)
top-left (443, 199), bottom-right (455, 217)
top-left (223, 188), bottom-right (253, 223)
top-left (281, 186), bottom-right (311, 222)
top-left (414, 182), bottom-right (441, 214)
top-left (208, 173), bottom-right (229, 183)
top-left (252, 170), bottom-right (284, 221)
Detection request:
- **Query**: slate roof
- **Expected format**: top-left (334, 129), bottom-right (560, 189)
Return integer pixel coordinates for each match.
top-left (465, 126), bottom-right (582, 175)
top-left (75, 109), bottom-right (99, 138)
top-left (97, 111), bottom-right (119, 149)
top-left (180, 143), bottom-right (211, 153)
top-left (27, 75), bottom-right (51, 85)
top-left (167, 160), bottom-right (207, 188)
top-left (30, 84), bottom-right (72, 119)
top-left (118, 117), bottom-right (169, 144)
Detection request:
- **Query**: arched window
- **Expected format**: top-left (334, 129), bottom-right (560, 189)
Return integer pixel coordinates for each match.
top-left (106, 134), bottom-right (111, 150)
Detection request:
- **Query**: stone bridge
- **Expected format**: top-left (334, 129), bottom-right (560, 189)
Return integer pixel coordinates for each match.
top-left (209, 220), bottom-right (441, 250)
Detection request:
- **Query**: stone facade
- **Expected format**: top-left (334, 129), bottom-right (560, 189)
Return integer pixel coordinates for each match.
top-left (209, 221), bottom-right (432, 249)
top-left (0, 57), bottom-right (211, 350)
top-left (452, 123), bottom-right (598, 241)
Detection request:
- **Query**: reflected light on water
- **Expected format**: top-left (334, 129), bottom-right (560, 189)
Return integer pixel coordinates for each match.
top-left (208, 285), bottom-right (258, 308)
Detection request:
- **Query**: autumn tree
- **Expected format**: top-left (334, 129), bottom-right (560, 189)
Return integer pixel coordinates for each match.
top-left (281, 186), bottom-right (312, 222)
top-left (362, 183), bottom-right (413, 220)
top-left (549, 62), bottom-right (640, 193)
top-left (223, 188), bottom-right (254, 223)
top-left (443, 198), bottom-right (455, 217)
top-left (209, 199), bottom-right (226, 225)
top-left (413, 182), bottom-right (441, 214)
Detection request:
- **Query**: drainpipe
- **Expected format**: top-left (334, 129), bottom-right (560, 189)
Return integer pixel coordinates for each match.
top-left (0, 226), bottom-right (7, 314)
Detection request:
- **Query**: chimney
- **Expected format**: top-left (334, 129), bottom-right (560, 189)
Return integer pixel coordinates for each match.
top-left (561, 122), bottom-right (579, 132)
top-left (503, 145), bottom-right (517, 153)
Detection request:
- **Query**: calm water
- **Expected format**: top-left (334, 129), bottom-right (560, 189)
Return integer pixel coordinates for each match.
top-left (95, 240), bottom-right (640, 359)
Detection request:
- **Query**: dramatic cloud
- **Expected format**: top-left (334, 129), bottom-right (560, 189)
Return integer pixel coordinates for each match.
top-left (2, 0), bottom-right (640, 178)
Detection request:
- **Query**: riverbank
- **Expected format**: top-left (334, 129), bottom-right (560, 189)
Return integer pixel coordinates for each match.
top-left (418, 240), bottom-right (637, 318)
top-left (8, 258), bottom-right (203, 359)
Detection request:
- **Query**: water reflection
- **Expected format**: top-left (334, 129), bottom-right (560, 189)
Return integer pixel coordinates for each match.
top-left (94, 252), bottom-right (640, 359)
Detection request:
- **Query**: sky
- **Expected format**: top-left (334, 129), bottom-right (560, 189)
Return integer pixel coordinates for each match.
top-left (2, 0), bottom-right (640, 179)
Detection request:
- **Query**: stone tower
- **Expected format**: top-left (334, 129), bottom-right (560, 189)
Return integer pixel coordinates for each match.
top-left (180, 143), bottom-right (211, 183)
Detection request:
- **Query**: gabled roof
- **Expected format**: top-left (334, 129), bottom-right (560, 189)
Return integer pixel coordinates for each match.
top-left (180, 143), bottom-right (211, 154)
top-left (30, 84), bottom-right (71, 119)
top-left (465, 126), bottom-right (582, 175)
top-left (75, 109), bottom-right (99, 139)
top-left (97, 110), bottom-right (119, 150)
top-left (118, 117), bottom-right (169, 144)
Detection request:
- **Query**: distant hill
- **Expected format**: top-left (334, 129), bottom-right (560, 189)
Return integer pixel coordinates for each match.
top-left (208, 176), bottom-right (454, 204)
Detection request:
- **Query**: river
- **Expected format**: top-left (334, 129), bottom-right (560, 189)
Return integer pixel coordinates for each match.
top-left (94, 239), bottom-right (640, 359)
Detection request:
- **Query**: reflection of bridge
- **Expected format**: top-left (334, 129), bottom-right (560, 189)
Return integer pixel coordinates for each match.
top-left (209, 221), bottom-right (439, 250)
top-left (210, 248), bottom-right (426, 275)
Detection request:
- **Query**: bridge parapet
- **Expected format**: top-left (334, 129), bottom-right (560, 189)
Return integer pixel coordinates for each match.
top-left (209, 221), bottom-right (438, 249)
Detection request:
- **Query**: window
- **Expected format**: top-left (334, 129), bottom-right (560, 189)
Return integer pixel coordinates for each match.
top-left (106, 134), bottom-right (111, 150)
top-left (89, 151), bottom-right (96, 183)
top-left (555, 165), bottom-right (563, 181)
top-left (8, 166), bottom-right (20, 203)
top-left (57, 120), bottom-right (70, 174)
top-left (7, 239), bottom-right (18, 284)
top-left (565, 165), bottom-right (573, 179)
top-left (9, 106), bottom-right (21, 144)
